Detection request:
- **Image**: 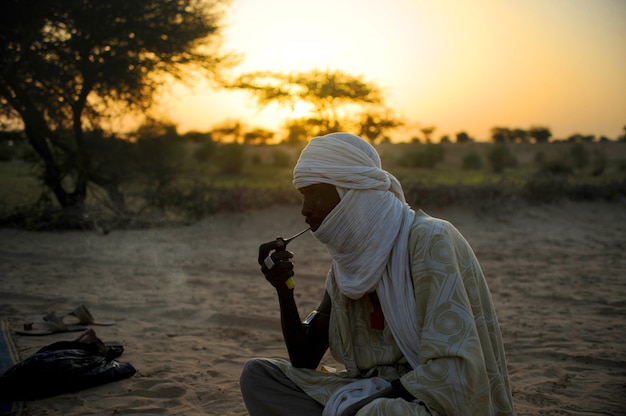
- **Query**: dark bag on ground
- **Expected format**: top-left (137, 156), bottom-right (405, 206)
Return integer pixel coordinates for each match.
top-left (0, 334), bottom-right (135, 400)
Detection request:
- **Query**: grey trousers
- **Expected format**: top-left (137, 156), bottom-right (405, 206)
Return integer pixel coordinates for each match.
top-left (240, 358), bottom-right (324, 416)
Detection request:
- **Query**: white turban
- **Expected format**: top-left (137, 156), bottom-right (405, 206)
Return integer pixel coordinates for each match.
top-left (293, 132), bottom-right (422, 369)
top-left (293, 132), bottom-right (406, 203)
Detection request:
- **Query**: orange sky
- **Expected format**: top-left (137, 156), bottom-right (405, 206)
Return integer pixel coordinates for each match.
top-left (158, 0), bottom-right (626, 141)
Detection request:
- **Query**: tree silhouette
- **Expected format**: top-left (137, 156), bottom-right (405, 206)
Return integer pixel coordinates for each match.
top-left (243, 128), bottom-right (274, 145)
top-left (231, 69), bottom-right (397, 138)
top-left (420, 126), bottom-right (436, 143)
top-left (491, 127), bottom-right (511, 143)
top-left (567, 133), bottom-right (595, 143)
top-left (283, 120), bottom-right (310, 144)
top-left (211, 120), bottom-right (244, 143)
top-left (491, 126), bottom-right (552, 143)
top-left (455, 131), bottom-right (473, 143)
top-left (0, 0), bottom-right (233, 226)
top-left (358, 110), bottom-right (403, 143)
top-left (511, 128), bottom-right (529, 143)
top-left (528, 126), bottom-right (552, 143)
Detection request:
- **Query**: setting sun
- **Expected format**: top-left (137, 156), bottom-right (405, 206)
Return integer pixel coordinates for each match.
top-left (292, 100), bottom-right (311, 119)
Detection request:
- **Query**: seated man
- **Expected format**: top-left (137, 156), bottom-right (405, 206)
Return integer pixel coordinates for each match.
top-left (240, 133), bottom-right (516, 416)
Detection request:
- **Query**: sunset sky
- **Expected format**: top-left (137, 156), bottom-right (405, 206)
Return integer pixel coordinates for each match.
top-left (160, 0), bottom-right (626, 142)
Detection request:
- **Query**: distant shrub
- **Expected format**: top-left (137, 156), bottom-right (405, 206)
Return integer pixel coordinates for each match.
top-left (215, 142), bottom-right (246, 174)
top-left (536, 159), bottom-right (573, 175)
top-left (570, 143), bottom-right (589, 169)
top-left (272, 149), bottom-right (291, 167)
top-left (535, 145), bottom-right (605, 176)
top-left (84, 135), bottom-right (137, 192)
top-left (0, 192), bottom-right (67, 230)
top-left (0, 142), bottom-right (15, 161)
top-left (462, 152), bottom-right (483, 170)
top-left (0, 131), bottom-right (25, 161)
top-left (566, 178), bottom-right (626, 201)
top-left (590, 149), bottom-right (606, 176)
top-left (521, 173), bottom-right (569, 203)
top-left (134, 136), bottom-right (186, 188)
top-left (135, 136), bottom-right (186, 168)
top-left (397, 144), bottom-right (445, 168)
top-left (193, 140), bottom-right (217, 163)
top-left (487, 144), bottom-right (517, 173)
top-left (250, 153), bottom-right (262, 165)
top-left (402, 183), bottom-right (513, 208)
top-left (534, 151), bottom-right (546, 165)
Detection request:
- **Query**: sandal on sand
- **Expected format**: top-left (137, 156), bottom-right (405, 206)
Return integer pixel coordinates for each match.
top-left (63, 304), bottom-right (116, 326)
top-left (65, 328), bottom-right (124, 359)
top-left (16, 312), bottom-right (87, 336)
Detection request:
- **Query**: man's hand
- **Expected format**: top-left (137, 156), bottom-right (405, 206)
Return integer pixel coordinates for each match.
top-left (258, 239), bottom-right (295, 289)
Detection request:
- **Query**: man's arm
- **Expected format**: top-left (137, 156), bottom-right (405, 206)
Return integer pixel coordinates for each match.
top-left (258, 239), bottom-right (330, 369)
top-left (276, 289), bottom-right (330, 369)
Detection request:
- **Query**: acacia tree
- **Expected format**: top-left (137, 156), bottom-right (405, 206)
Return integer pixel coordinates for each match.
top-left (528, 126), bottom-right (552, 143)
top-left (243, 128), bottom-right (274, 145)
top-left (455, 131), bottom-right (473, 143)
top-left (491, 127), bottom-right (512, 143)
top-left (420, 126), bottom-right (436, 144)
top-left (0, 0), bottom-right (233, 226)
top-left (231, 69), bottom-right (399, 141)
top-left (358, 109), bottom-right (403, 144)
top-left (210, 119), bottom-right (244, 143)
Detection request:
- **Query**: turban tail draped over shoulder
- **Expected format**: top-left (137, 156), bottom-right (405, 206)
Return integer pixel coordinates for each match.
top-left (292, 133), bottom-right (422, 368)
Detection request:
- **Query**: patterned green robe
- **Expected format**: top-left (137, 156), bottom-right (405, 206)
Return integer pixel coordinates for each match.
top-left (270, 210), bottom-right (516, 415)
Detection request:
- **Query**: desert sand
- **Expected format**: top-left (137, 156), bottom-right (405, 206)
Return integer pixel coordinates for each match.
top-left (1, 200), bottom-right (624, 415)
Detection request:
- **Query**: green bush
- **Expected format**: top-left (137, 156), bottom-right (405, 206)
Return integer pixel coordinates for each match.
top-left (193, 140), bottom-right (217, 163)
top-left (397, 144), bottom-right (445, 169)
top-left (536, 159), bottom-right (573, 175)
top-left (487, 144), bottom-right (517, 173)
top-left (134, 136), bottom-right (186, 186)
top-left (534, 151), bottom-right (546, 165)
top-left (215, 142), bottom-right (246, 174)
top-left (570, 143), bottom-right (589, 169)
top-left (590, 149), bottom-right (606, 176)
top-left (272, 149), bottom-right (291, 167)
top-left (0, 131), bottom-right (26, 162)
top-left (0, 142), bottom-right (14, 161)
top-left (522, 173), bottom-right (569, 203)
top-left (462, 152), bottom-right (483, 170)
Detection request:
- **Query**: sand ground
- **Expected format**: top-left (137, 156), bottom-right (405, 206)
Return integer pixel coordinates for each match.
top-left (1, 200), bottom-right (625, 415)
